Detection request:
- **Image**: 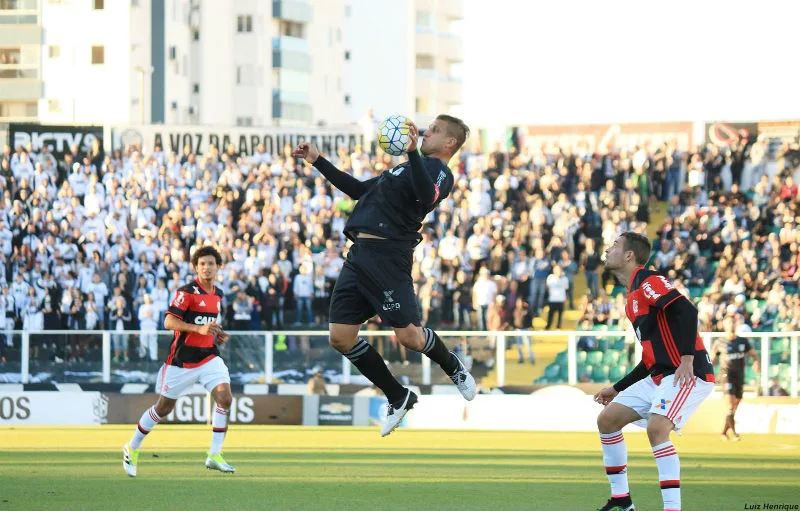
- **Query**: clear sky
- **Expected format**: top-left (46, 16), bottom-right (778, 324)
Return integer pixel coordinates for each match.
top-left (462, 0), bottom-right (800, 126)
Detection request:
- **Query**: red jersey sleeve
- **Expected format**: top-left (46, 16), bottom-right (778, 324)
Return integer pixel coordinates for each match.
top-left (166, 289), bottom-right (192, 320)
top-left (640, 275), bottom-right (683, 309)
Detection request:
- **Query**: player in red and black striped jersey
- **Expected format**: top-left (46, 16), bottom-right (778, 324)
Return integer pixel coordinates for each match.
top-left (592, 232), bottom-right (715, 511)
top-left (164, 278), bottom-right (225, 368)
top-left (123, 246), bottom-right (236, 477)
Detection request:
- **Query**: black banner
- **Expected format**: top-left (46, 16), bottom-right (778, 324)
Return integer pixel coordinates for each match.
top-left (317, 395), bottom-right (354, 426)
top-left (9, 123), bottom-right (103, 158)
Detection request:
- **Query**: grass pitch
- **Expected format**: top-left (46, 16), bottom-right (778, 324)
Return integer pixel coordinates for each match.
top-left (0, 426), bottom-right (798, 511)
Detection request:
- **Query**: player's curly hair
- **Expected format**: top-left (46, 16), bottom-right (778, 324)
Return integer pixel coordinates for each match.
top-left (191, 245), bottom-right (223, 267)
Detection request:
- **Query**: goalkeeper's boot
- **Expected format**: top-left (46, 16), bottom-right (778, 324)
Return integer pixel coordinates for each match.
top-left (380, 389), bottom-right (418, 437)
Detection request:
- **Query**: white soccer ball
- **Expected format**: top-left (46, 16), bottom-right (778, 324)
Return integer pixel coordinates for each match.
top-left (377, 115), bottom-right (411, 156)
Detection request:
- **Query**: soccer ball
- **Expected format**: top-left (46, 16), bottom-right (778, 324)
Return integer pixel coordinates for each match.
top-left (377, 115), bottom-right (411, 156)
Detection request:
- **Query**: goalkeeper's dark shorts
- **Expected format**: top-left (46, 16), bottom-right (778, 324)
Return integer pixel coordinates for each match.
top-left (329, 238), bottom-right (421, 328)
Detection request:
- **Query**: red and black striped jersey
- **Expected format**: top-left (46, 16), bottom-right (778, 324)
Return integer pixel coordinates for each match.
top-left (164, 279), bottom-right (224, 368)
top-left (625, 267), bottom-right (715, 384)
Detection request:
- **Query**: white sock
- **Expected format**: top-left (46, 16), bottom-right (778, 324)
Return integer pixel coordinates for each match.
top-left (600, 431), bottom-right (629, 498)
top-left (209, 406), bottom-right (229, 455)
top-left (130, 406), bottom-right (161, 450)
top-left (653, 441), bottom-right (681, 511)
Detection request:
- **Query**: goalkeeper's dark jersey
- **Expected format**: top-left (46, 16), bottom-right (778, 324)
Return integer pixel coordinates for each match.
top-left (343, 153), bottom-right (453, 243)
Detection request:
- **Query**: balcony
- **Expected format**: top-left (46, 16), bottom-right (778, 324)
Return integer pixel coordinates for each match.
top-left (438, 0), bottom-right (464, 20)
top-left (437, 32), bottom-right (463, 62)
top-left (0, 77), bottom-right (42, 100)
top-left (272, 89), bottom-right (311, 123)
top-left (272, 36), bottom-right (311, 72)
top-left (414, 28), bottom-right (463, 62)
top-left (272, 0), bottom-right (312, 24)
top-left (414, 71), bottom-right (462, 105)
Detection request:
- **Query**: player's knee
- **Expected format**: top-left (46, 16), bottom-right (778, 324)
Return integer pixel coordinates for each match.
top-left (646, 416), bottom-right (673, 444)
top-left (596, 409), bottom-right (621, 433)
top-left (328, 330), bottom-right (361, 353)
top-left (216, 393), bottom-right (232, 409)
top-left (395, 327), bottom-right (425, 351)
top-left (154, 400), bottom-right (175, 417)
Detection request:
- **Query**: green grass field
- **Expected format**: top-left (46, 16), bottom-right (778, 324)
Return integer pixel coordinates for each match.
top-left (1, 426), bottom-right (798, 511)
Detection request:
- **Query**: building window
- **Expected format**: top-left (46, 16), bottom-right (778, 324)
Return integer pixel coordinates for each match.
top-left (344, 95), bottom-right (351, 105)
top-left (91, 45), bottom-right (105, 65)
top-left (236, 117), bottom-right (253, 126)
top-left (48, 45), bottom-right (60, 58)
top-left (280, 21), bottom-right (304, 38)
top-left (415, 97), bottom-right (430, 114)
top-left (344, 5), bottom-right (351, 17)
top-left (344, 50), bottom-right (350, 61)
top-left (169, 46), bottom-right (176, 60)
top-left (94, 0), bottom-right (104, 9)
top-left (193, 83), bottom-right (199, 94)
top-left (237, 15), bottom-right (253, 33)
top-left (192, 29), bottom-right (200, 41)
top-left (416, 10), bottom-right (432, 28)
top-left (415, 54), bottom-right (434, 70)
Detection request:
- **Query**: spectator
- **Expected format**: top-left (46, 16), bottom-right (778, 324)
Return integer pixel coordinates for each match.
top-left (580, 238), bottom-right (601, 299)
top-left (109, 296), bottom-right (131, 362)
top-left (472, 267), bottom-right (497, 331)
top-left (138, 294), bottom-right (159, 360)
top-left (307, 369), bottom-right (328, 395)
top-left (292, 263), bottom-right (313, 326)
top-left (545, 265), bottom-right (569, 330)
top-left (529, 248), bottom-right (551, 315)
top-left (511, 296), bottom-right (534, 364)
top-left (766, 377), bottom-right (789, 397)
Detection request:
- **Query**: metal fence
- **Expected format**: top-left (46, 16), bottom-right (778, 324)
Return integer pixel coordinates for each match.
top-left (0, 329), bottom-right (797, 396)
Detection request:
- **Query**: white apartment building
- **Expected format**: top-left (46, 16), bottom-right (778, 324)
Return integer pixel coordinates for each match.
top-left (341, 0), bottom-right (464, 126)
top-left (0, 0), bottom-right (462, 128)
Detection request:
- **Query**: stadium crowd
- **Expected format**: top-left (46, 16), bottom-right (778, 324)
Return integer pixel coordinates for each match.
top-left (0, 126), bottom-right (799, 375)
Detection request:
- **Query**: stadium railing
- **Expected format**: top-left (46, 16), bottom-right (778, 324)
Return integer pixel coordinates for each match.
top-left (1, 329), bottom-right (797, 397)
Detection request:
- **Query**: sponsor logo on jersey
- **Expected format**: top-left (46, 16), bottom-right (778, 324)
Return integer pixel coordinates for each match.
top-left (642, 282), bottom-right (661, 301)
top-left (194, 316), bottom-right (216, 325)
top-left (174, 292), bottom-right (186, 306)
top-left (657, 275), bottom-right (675, 290)
top-left (192, 286), bottom-right (200, 294)
top-left (655, 398), bottom-right (672, 410)
top-left (199, 300), bottom-right (206, 307)
top-left (632, 299), bottom-right (639, 314)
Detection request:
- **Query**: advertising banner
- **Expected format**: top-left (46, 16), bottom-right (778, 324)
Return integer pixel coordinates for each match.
top-left (105, 394), bottom-right (303, 425)
top-left (0, 392), bottom-right (106, 425)
top-left (317, 395), bottom-right (355, 426)
top-left (704, 121), bottom-right (759, 146)
top-left (9, 123), bottom-right (104, 158)
top-left (521, 122), bottom-right (694, 154)
top-left (110, 124), bottom-right (365, 157)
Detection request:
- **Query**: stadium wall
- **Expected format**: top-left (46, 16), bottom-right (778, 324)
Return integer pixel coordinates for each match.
top-left (2, 390), bottom-right (798, 434)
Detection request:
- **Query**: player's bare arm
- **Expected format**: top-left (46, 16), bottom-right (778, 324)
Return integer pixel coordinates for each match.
top-left (164, 314), bottom-right (223, 337)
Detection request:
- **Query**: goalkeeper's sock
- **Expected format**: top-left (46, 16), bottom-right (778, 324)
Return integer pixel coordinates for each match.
top-left (342, 338), bottom-right (407, 404)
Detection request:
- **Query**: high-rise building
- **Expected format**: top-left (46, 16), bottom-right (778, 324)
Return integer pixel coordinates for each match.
top-left (0, 0), bottom-right (462, 128)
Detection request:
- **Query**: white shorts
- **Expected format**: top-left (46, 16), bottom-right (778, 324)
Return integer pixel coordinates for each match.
top-left (155, 357), bottom-right (231, 399)
top-left (613, 374), bottom-right (714, 433)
